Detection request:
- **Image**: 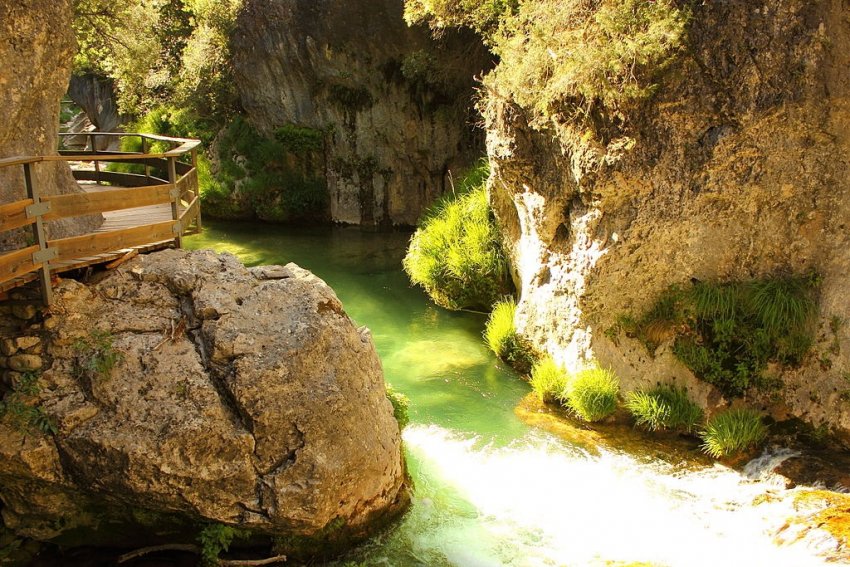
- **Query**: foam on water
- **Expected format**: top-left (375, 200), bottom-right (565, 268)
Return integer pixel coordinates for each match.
top-left (352, 425), bottom-right (834, 567)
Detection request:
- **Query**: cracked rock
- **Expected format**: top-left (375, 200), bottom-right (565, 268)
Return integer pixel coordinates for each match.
top-left (0, 249), bottom-right (406, 544)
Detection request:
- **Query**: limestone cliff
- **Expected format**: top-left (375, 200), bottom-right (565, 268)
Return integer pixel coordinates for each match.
top-left (0, 250), bottom-right (406, 547)
top-left (486, 1), bottom-right (850, 439)
top-left (232, 0), bottom-right (491, 227)
top-left (0, 0), bottom-right (100, 249)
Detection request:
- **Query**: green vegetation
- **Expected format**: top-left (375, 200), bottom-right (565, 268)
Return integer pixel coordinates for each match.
top-left (529, 356), bottom-right (569, 404)
top-left (72, 0), bottom-right (241, 118)
top-left (0, 373), bottom-right (56, 435)
top-left (561, 366), bottom-right (620, 423)
top-left (404, 0), bottom-right (517, 37)
top-left (403, 162), bottom-right (511, 310)
top-left (483, 298), bottom-right (535, 372)
top-left (625, 385), bottom-right (703, 433)
top-left (72, 331), bottom-right (123, 382)
top-left (386, 384), bottom-right (410, 430)
top-left (328, 84), bottom-right (374, 111)
top-left (197, 523), bottom-right (246, 565)
top-left (113, 107), bottom-right (328, 222)
top-left (623, 276), bottom-right (818, 398)
top-left (700, 409), bottom-right (767, 458)
top-left (213, 117), bottom-right (328, 222)
top-left (405, 0), bottom-right (689, 128)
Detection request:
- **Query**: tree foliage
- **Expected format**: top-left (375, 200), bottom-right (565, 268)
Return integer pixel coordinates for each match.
top-left (404, 0), bottom-right (690, 126)
top-left (71, 0), bottom-right (242, 118)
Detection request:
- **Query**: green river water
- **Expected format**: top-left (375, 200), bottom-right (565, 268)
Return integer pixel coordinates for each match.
top-left (186, 222), bottom-right (835, 567)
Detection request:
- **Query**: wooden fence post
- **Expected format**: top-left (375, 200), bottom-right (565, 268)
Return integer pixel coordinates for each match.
top-left (190, 149), bottom-right (203, 231)
top-left (142, 136), bottom-right (151, 180)
top-left (23, 163), bottom-right (54, 305)
top-left (167, 156), bottom-right (182, 248)
top-left (90, 133), bottom-right (101, 185)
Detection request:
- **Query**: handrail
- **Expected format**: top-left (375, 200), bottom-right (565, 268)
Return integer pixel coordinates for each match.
top-left (58, 131), bottom-right (200, 145)
top-left (0, 131), bottom-right (203, 304)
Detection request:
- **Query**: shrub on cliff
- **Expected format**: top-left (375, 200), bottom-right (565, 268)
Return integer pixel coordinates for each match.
top-left (484, 298), bottom-right (535, 372)
top-left (405, 0), bottom-right (690, 125)
top-left (626, 275), bottom-right (818, 398)
top-left (403, 164), bottom-right (511, 311)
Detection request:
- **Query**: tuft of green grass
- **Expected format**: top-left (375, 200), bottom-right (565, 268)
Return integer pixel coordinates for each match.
top-left (747, 277), bottom-right (816, 339)
top-left (529, 356), bottom-right (569, 404)
top-left (625, 385), bottom-right (703, 433)
top-left (403, 163), bottom-right (511, 310)
top-left (561, 366), bottom-right (620, 423)
top-left (483, 298), bottom-right (535, 372)
top-left (700, 408), bottom-right (767, 458)
top-left (386, 384), bottom-right (410, 430)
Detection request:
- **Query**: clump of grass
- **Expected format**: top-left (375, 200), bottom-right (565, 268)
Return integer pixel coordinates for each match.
top-left (561, 366), bottom-right (620, 423)
top-left (483, 298), bottom-right (535, 372)
top-left (623, 275), bottom-right (818, 398)
top-left (386, 384), bottom-right (410, 430)
top-left (625, 385), bottom-right (703, 433)
top-left (72, 330), bottom-right (123, 382)
top-left (403, 162), bottom-right (511, 310)
top-left (700, 408), bottom-right (767, 458)
top-left (0, 372), bottom-right (56, 435)
top-left (530, 356), bottom-right (569, 404)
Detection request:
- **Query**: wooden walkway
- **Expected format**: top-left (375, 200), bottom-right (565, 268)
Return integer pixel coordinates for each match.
top-left (0, 132), bottom-right (202, 303)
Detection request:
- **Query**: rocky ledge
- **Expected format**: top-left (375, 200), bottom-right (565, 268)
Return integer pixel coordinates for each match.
top-left (0, 249), bottom-right (407, 550)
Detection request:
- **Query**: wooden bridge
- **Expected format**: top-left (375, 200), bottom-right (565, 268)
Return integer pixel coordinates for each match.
top-left (0, 132), bottom-right (202, 305)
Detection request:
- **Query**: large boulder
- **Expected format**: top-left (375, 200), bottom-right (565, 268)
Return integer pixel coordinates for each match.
top-left (232, 0), bottom-right (491, 227)
top-left (0, 250), bottom-right (406, 547)
top-left (0, 0), bottom-right (101, 250)
top-left (487, 1), bottom-right (850, 438)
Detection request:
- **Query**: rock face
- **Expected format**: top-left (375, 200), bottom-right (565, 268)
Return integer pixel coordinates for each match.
top-left (0, 250), bottom-right (406, 544)
top-left (67, 74), bottom-right (126, 151)
top-left (232, 0), bottom-right (491, 228)
top-left (487, 1), bottom-right (850, 438)
top-left (0, 0), bottom-right (101, 250)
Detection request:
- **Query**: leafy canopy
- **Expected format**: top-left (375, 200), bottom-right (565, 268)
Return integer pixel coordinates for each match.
top-left (71, 0), bottom-right (242, 118)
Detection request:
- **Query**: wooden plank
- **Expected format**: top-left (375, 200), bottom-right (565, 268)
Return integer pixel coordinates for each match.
top-left (42, 185), bottom-right (172, 220)
top-left (179, 196), bottom-right (200, 226)
top-left (0, 199), bottom-right (35, 232)
top-left (73, 170), bottom-right (169, 187)
top-left (105, 249), bottom-right (139, 269)
top-left (0, 156), bottom-right (42, 168)
top-left (48, 221), bottom-right (176, 263)
top-left (60, 131), bottom-right (199, 145)
top-left (0, 245), bottom-right (40, 284)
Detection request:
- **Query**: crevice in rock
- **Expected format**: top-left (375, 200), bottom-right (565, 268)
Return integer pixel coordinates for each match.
top-left (259, 423), bottom-right (306, 477)
top-left (237, 501), bottom-right (271, 522)
top-left (176, 295), bottom-right (257, 439)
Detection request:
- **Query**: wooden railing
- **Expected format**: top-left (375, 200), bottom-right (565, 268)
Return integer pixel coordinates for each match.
top-left (0, 132), bottom-right (203, 305)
